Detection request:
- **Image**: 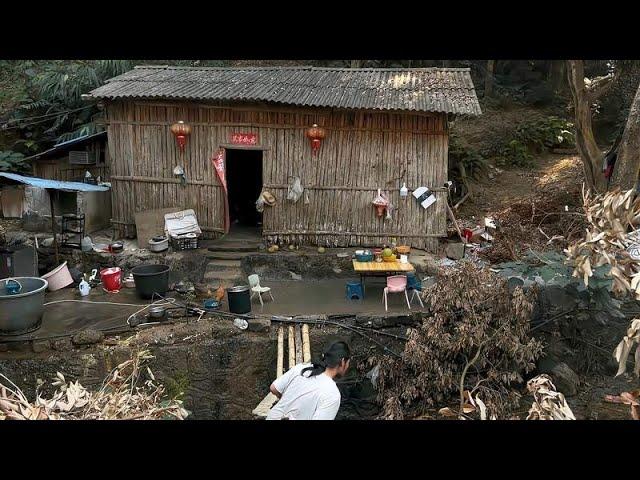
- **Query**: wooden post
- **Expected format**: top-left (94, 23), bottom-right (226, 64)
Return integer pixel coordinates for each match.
top-left (277, 326), bottom-right (284, 378)
top-left (48, 189), bottom-right (59, 265)
top-left (288, 325), bottom-right (295, 369)
top-left (294, 325), bottom-right (303, 364)
top-left (302, 324), bottom-right (311, 363)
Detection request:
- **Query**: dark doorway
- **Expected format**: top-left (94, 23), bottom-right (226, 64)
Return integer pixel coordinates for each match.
top-left (225, 148), bottom-right (263, 230)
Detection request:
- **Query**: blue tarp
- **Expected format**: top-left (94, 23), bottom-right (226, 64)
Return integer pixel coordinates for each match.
top-left (0, 172), bottom-right (109, 192)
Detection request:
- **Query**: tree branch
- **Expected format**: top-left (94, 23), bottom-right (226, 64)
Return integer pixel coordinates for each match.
top-left (586, 73), bottom-right (616, 102)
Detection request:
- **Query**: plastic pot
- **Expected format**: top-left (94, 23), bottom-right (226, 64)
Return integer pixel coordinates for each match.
top-left (131, 264), bottom-right (170, 299)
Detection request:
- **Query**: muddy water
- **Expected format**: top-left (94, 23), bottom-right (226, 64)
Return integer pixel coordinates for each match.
top-left (221, 279), bottom-right (426, 316)
top-left (1, 287), bottom-right (156, 342)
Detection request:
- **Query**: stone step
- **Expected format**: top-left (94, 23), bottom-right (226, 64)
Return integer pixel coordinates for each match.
top-left (203, 269), bottom-right (244, 282)
top-left (206, 251), bottom-right (251, 261)
top-left (208, 242), bottom-right (260, 253)
top-left (206, 259), bottom-right (242, 270)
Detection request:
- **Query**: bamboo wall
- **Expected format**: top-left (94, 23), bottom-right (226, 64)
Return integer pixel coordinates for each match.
top-left (32, 140), bottom-right (110, 182)
top-left (104, 100), bottom-right (449, 250)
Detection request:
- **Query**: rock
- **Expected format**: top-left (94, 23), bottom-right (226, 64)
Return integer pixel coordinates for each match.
top-left (246, 318), bottom-right (271, 333)
top-left (317, 247), bottom-right (326, 253)
top-left (51, 338), bottom-right (73, 352)
top-left (72, 329), bottom-right (104, 346)
top-left (332, 267), bottom-right (342, 274)
top-left (539, 286), bottom-right (578, 312)
top-left (32, 340), bottom-right (50, 353)
top-left (4, 231), bottom-right (29, 246)
top-left (289, 271), bottom-right (302, 281)
top-left (549, 362), bottom-right (580, 397)
top-left (445, 242), bottom-right (465, 260)
top-left (68, 267), bottom-right (84, 284)
top-left (41, 237), bottom-right (54, 247)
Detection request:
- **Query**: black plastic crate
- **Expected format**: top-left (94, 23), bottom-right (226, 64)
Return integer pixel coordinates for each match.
top-left (170, 234), bottom-right (199, 251)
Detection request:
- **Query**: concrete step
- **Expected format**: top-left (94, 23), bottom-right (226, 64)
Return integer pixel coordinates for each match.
top-left (206, 251), bottom-right (251, 261)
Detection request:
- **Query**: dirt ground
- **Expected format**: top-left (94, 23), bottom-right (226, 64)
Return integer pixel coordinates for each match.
top-left (453, 152), bottom-right (638, 420)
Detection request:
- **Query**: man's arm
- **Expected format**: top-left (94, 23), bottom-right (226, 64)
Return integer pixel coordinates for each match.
top-left (270, 383), bottom-right (282, 399)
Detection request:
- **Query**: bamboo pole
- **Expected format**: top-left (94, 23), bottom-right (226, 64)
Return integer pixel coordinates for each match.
top-left (288, 325), bottom-right (295, 369)
top-left (294, 325), bottom-right (303, 365)
top-left (277, 326), bottom-right (284, 378)
top-left (302, 324), bottom-right (311, 363)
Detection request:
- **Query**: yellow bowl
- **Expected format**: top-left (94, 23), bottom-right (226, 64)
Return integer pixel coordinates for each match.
top-left (383, 255), bottom-right (397, 262)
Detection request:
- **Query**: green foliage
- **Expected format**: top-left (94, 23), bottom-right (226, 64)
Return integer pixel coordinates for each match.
top-left (449, 132), bottom-right (487, 180)
top-left (496, 139), bottom-right (532, 167)
top-left (494, 116), bottom-right (575, 168)
top-left (0, 150), bottom-right (29, 173)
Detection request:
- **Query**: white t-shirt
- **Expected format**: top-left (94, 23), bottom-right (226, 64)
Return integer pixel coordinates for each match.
top-left (266, 363), bottom-right (341, 420)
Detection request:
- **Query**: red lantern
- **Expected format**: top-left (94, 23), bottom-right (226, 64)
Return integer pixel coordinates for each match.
top-left (170, 121), bottom-right (192, 151)
top-left (305, 124), bottom-right (326, 156)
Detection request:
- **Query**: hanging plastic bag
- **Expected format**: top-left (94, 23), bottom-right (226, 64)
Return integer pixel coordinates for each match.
top-left (255, 195), bottom-right (265, 213)
top-left (287, 176), bottom-right (304, 203)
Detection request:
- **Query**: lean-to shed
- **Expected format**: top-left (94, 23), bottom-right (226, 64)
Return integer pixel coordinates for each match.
top-left (87, 65), bottom-right (481, 250)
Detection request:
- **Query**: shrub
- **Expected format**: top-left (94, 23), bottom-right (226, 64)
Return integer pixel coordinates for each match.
top-left (373, 263), bottom-right (543, 419)
top-left (0, 150), bottom-right (29, 173)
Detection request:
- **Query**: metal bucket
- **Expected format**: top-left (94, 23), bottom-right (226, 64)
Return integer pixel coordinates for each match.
top-left (0, 277), bottom-right (48, 336)
top-left (227, 285), bottom-right (251, 314)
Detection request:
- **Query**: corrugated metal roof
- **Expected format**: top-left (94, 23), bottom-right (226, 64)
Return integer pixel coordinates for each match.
top-left (0, 173), bottom-right (110, 192)
top-left (87, 66), bottom-right (482, 116)
top-left (25, 131), bottom-right (107, 161)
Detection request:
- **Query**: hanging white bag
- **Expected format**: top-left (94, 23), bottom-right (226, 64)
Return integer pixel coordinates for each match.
top-left (287, 176), bottom-right (304, 203)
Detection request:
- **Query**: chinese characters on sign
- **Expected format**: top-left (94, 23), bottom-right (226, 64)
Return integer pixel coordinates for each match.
top-left (230, 132), bottom-right (258, 145)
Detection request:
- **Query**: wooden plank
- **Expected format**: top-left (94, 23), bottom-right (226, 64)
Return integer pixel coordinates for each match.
top-left (277, 326), bottom-right (284, 377)
top-left (302, 324), bottom-right (311, 363)
top-left (252, 392), bottom-right (278, 418)
top-left (134, 207), bottom-right (183, 248)
top-left (288, 325), bottom-right (295, 369)
top-left (294, 325), bottom-right (303, 365)
top-left (352, 260), bottom-right (415, 273)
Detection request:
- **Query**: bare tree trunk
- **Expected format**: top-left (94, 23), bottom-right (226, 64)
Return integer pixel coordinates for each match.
top-left (566, 60), bottom-right (610, 193)
top-left (550, 60), bottom-right (565, 93)
top-left (484, 60), bottom-right (495, 98)
top-left (610, 83), bottom-right (640, 190)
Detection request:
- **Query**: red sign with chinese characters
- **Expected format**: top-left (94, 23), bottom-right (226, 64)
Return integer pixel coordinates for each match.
top-left (230, 132), bottom-right (258, 145)
top-left (212, 148), bottom-right (230, 233)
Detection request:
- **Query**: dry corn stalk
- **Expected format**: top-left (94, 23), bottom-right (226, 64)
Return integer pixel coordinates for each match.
top-left (613, 319), bottom-right (640, 377)
top-left (565, 186), bottom-right (640, 295)
top-left (0, 350), bottom-right (188, 420)
top-left (526, 374), bottom-right (576, 420)
top-left (565, 186), bottom-right (640, 376)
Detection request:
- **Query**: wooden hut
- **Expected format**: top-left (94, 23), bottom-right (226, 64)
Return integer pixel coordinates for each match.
top-left (87, 66), bottom-right (481, 251)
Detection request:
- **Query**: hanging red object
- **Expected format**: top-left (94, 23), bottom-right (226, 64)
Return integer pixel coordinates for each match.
top-left (305, 124), bottom-right (326, 156)
top-left (170, 121), bottom-right (192, 151)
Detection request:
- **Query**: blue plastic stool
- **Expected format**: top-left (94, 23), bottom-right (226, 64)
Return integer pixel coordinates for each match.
top-left (407, 273), bottom-right (422, 292)
top-left (346, 281), bottom-right (364, 300)
top-left (406, 274), bottom-right (424, 307)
